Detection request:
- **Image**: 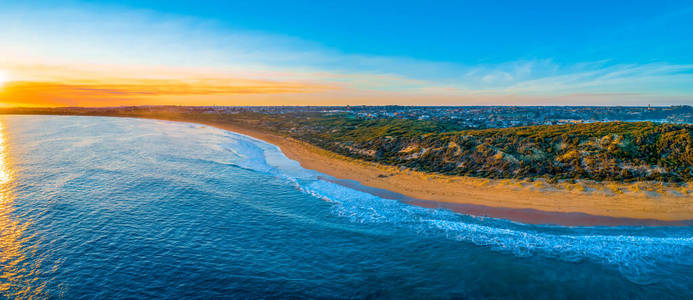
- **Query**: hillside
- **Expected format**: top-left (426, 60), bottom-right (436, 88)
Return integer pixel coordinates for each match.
top-left (316, 120), bottom-right (693, 182)
top-left (2, 107), bottom-right (693, 182)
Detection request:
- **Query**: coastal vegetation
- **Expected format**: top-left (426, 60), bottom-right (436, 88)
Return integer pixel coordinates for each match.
top-left (2, 106), bottom-right (693, 183)
top-left (201, 110), bottom-right (693, 183)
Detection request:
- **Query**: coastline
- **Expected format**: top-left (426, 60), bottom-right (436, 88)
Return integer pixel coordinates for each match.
top-left (179, 118), bottom-right (693, 225)
top-left (5, 113), bottom-right (693, 225)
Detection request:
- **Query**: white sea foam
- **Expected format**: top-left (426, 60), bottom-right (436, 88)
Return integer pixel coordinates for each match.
top-left (190, 122), bottom-right (693, 283)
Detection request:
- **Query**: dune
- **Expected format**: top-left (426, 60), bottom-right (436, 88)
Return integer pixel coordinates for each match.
top-left (173, 118), bottom-right (693, 225)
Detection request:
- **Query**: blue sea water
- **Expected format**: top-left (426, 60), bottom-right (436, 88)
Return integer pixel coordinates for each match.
top-left (0, 115), bottom-right (691, 299)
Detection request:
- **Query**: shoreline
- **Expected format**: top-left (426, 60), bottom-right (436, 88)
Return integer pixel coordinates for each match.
top-left (6, 113), bottom-right (693, 225)
top-left (178, 118), bottom-right (693, 226)
top-left (320, 176), bottom-right (693, 226)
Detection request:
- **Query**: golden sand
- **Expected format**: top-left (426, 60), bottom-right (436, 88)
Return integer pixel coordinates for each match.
top-left (155, 117), bottom-right (693, 222)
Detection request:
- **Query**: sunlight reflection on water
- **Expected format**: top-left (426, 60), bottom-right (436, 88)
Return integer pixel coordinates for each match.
top-left (0, 120), bottom-right (46, 298)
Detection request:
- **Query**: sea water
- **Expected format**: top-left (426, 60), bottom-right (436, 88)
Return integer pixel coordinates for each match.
top-left (0, 115), bottom-right (691, 298)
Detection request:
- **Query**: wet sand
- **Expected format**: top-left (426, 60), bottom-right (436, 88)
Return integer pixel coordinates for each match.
top-left (173, 118), bottom-right (693, 226)
top-left (320, 176), bottom-right (693, 226)
top-left (20, 113), bottom-right (690, 226)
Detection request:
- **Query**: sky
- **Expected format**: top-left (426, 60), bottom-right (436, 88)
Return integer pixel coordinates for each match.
top-left (0, 0), bottom-right (692, 107)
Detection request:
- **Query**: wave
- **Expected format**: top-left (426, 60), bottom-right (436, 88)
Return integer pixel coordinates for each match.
top-left (197, 123), bottom-right (693, 284)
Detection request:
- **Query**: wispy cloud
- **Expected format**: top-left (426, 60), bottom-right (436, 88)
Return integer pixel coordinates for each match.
top-left (1, 4), bottom-right (691, 106)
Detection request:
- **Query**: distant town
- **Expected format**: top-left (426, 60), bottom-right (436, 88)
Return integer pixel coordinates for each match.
top-left (3, 105), bottom-right (693, 129)
top-left (126, 105), bottom-right (693, 129)
top-left (3, 104), bottom-right (693, 182)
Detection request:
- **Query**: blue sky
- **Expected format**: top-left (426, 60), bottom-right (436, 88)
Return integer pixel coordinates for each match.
top-left (1, 0), bottom-right (692, 106)
top-left (64, 0), bottom-right (693, 64)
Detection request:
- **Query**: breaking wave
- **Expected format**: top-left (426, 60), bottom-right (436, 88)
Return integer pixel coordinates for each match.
top-left (213, 124), bottom-right (693, 284)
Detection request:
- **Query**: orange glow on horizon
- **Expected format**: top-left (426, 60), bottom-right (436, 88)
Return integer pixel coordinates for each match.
top-left (0, 79), bottom-right (338, 107)
top-left (1, 62), bottom-right (679, 107)
top-left (0, 62), bottom-right (342, 107)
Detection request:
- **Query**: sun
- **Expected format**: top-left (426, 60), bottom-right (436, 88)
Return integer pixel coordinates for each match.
top-left (0, 70), bottom-right (6, 88)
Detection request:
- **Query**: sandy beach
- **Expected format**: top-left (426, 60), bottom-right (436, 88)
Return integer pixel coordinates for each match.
top-left (155, 117), bottom-right (693, 224)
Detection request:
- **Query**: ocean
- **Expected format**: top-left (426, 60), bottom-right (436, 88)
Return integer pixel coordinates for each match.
top-left (1, 115), bottom-right (691, 298)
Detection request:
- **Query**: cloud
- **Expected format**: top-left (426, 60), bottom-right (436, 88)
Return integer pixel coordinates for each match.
top-left (1, 4), bottom-right (691, 106)
top-left (0, 79), bottom-right (334, 107)
top-left (501, 62), bottom-right (693, 95)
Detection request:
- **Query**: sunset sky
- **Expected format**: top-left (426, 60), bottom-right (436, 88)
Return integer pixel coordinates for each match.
top-left (1, 0), bottom-right (692, 107)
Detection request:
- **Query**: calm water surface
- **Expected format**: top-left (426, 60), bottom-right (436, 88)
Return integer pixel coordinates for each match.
top-left (0, 115), bottom-right (691, 298)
